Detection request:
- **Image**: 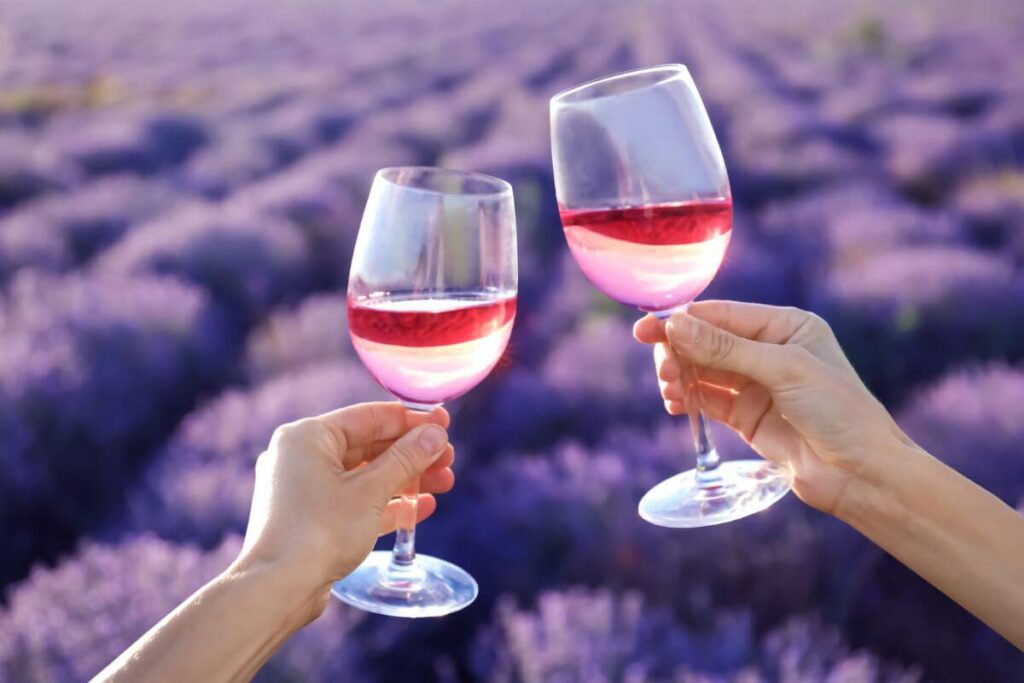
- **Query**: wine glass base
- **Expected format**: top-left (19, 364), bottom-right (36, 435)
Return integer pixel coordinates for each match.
top-left (638, 459), bottom-right (793, 528)
top-left (331, 551), bottom-right (478, 618)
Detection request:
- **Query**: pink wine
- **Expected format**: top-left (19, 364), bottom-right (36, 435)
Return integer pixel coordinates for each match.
top-left (560, 199), bottom-right (732, 312)
top-left (348, 292), bottom-right (517, 405)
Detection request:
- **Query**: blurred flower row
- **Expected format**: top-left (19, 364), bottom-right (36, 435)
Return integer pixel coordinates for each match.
top-left (1, 0), bottom-right (1023, 680)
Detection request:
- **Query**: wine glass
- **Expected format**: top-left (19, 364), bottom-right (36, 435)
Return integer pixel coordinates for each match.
top-left (332, 167), bottom-right (517, 617)
top-left (550, 64), bottom-right (792, 528)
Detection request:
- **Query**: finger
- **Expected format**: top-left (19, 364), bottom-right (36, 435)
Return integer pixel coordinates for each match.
top-left (695, 366), bottom-right (751, 390)
top-left (691, 300), bottom-right (853, 372)
top-left (316, 402), bottom-right (449, 450)
top-left (672, 383), bottom-right (797, 467)
top-left (688, 300), bottom-right (812, 345)
top-left (379, 494), bottom-right (437, 535)
top-left (633, 315), bottom-right (668, 344)
top-left (665, 311), bottom-right (806, 389)
top-left (350, 461), bottom-right (454, 492)
top-left (428, 443), bottom-right (455, 470)
top-left (664, 399), bottom-right (687, 416)
top-left (420, 466), bottom-right (455, 494)
top-left (654, 343), bottom-right (681, 382)
top-left (660, 378), bottom-right (686, 402)
top-left (657, 345), bottom-right (750, 399)
top-left (349, 440), bottom-right (455, 471)
top-left (361, 424), bottom-right (449, 497)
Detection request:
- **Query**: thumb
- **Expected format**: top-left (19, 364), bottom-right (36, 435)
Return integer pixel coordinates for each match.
top-left (665, 311), bottom-right (799, 389)
top-left (362, 424), bottom-right (449, 498)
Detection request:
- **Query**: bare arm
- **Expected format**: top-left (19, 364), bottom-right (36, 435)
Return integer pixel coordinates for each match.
top-left (96, 558), bottom-right (320, 682)
top-left (840, 440), bottom-right (1024, 648)
top-left (97, 403), bottom-right (455, 682)
top-left (635, 301), bottom-right (1024, 649)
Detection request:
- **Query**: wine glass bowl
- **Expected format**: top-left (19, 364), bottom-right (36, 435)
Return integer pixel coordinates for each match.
top-left (333, 167), bottom-right (517, 616)
top-left (550, 65), bottom-right (793, 528)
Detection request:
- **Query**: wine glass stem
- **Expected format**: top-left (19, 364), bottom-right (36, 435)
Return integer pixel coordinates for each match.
top-left (381, 477), bottom-right (424, 588)
top-left (683, 359), bottom-right (722, 486)
top-left (655, 305), bottom-right (721, 487)
top-left (379, 401), bottom-right (440, 589)
top-left (390, 478), bottom-right (420, 567)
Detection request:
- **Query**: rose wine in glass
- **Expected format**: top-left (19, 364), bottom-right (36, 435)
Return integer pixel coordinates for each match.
top-left (550, 65), bottom-right (792, 528)
top-left (332, 167), bottom-right (517, 617)
top-left (348, 293), bottom-right (517, 408)
top-left (560, 200), bottom-right (732, 312)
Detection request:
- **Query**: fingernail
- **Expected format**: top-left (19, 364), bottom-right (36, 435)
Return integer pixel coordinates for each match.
top-left (667, 315), bottom-right (699, 345)
top-left (417, 425), bottom-right (447, 454)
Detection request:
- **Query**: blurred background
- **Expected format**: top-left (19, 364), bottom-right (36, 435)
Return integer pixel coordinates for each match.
top-left (1, 0), bottom-right (1023, 680)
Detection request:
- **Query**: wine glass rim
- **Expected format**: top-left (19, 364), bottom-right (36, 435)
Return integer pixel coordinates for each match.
top-left (376, 166), bottom-right (513, 197)
top-left (550, 63), bottom-right (691, 105)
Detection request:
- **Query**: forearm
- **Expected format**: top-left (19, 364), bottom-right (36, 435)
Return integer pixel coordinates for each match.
top-left (838, 441), bottom-right (1024, 649)
top-left (96, 557), bottom-right (324, 682)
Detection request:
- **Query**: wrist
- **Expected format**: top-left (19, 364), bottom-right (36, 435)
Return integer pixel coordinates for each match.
top-left (225, 553), bottom-right (331, 627)
top-left (833, 436), bottom-right (929, 533)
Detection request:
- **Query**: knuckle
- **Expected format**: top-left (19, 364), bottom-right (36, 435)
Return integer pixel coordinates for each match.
top-left (804, 311), bottom-right (833, 337)
top-left (389, 444), bottom-right (419, 481)
top-left (271, 421), bottom-right (302, 446)
top-left (776, 345), bottom-right (812, 381)
top-left (271, 418), bottom-right (327, 451)
top-left (705, 328), bottom-right (734, 362)
top-left (661, 380), bottom-right (682, 400)
top-left (656, 362), bottom-right (670, 380)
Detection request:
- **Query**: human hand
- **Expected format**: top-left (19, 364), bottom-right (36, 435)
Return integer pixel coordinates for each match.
top-left (634, 301), bottom-right (916, 516)
top-left (234, 402), bottom-right (455, 620)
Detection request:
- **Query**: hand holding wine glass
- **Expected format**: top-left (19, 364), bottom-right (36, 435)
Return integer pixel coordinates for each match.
top-left (550, 64), bottom-right (792, 527)
top-left (240, 403), bottom-right (455, 607)
top-left (633, 301), bottom-right (910, 515)
top-left (635, 302), bottom-right (1024, 650)
top-left (335, 166), bottom-right (517, 618)
top-left (96, 402), bottom-right (457, 682)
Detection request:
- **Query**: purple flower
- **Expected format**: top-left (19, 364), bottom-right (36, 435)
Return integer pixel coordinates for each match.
top-left (50, 109), bottom-right (208, 177)
top-left (519, 251), bottom-right (611, 351)
top-left (541, 315), bottom-right (661, 422)
top-left (897, 365), bottom-right (1024, 503)
top-left (255, 133), bottom-right (419, 205)
top-left (729, 137), bottom-right (872, 202)
top-left (244, 293), bottom-right (353, 383)
top-left (757, 615), bottom-right (923, 683)
top-left (473, 312), bottom-right (662, 455)
top-left (457, 421), bottom-right (822, 622)
top-left (0, 175), bottom-right (181, 279)
top-left (0, 534), bottom-right (366, 683)
top-left (953, 172), bottom-right (1024, 256)
top-left (0, 271), bottom-right (230, 585)
top-left (872, 112), bottom-right (982, 196)
top-left (178, 129), bottom-right (283, 198)
top-left (702, 217), bottom-right (800, 306)
top-left (474, 589), bottom-right (755, 681)
top-left (755, 180), bottom-right (960, 263)
top-left (757, 181), bottom-right (902, 298)
top-left (246, 101), bottom-right (327, 166)
top-left (813, 246), bottom-right (1024, 403)
top-left (130, 360), bottom-right (386, 544)
top-left (0, 130), bottom-right (79, 209)
top-left (95, 201), bottom-right (314, 321)
top-left (821, 202), bottom-right (961, 260)
top-left (473, 589), bottom-right (921, 682)
top-left (440, 91), bottom-right (558, 262)
top-left (0, 534), bottom-right (241, 683)
top-left (225, 157), bottom-right (367, 287)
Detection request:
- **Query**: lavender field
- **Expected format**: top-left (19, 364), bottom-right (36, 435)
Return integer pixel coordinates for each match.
top-left (1, 0), bottom-right (1023, 680)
